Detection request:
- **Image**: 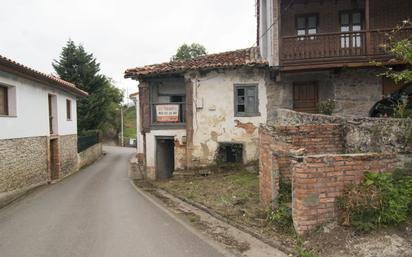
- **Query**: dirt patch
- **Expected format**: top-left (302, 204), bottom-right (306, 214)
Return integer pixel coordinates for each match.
top-left (304, 217), bottom-right (412, 257)
top-left (143, 170), bottom-right (412, 257)
top-left (151, 171), bottom-right (296, 249)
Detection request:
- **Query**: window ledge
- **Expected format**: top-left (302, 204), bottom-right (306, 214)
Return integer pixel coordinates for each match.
top-left (0, 115), bottom-right (17, 118)
top-left (151, 124), bottom-right (186, 130)
top-left (235, 113), bottom-right (261, 118)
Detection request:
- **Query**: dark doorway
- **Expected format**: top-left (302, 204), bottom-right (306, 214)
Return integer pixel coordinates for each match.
top-left (216, 143), bottom-right (243, 164)
top-left (293, 82), bottom-right (319, 113)
top-left (156, 137), bottom-right (175, 179)
top-left (49, 139), bottom-right (59, 180)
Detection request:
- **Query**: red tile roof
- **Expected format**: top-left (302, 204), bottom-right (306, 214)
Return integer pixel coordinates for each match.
top-left (124, 47), bottom-right (267, 79)
top-left (0, 54), bottom-right (88, 97)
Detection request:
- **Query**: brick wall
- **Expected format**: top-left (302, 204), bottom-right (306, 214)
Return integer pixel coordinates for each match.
top-left (259, 128), bottom-right (278, 207)
top-left (259, 124), bottom-right (344, 208)
top-left (275, 124), bottom-right (344, 154)
top-left (292, 153), bottom-right (399, 234)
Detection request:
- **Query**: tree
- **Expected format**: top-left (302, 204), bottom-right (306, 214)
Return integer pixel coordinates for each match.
top-left (171, 43), bottom-right (207, 61)
top-left (53, 40), bottom-right (123, 135)
top-left (382, 20), bottom-right (412, 83)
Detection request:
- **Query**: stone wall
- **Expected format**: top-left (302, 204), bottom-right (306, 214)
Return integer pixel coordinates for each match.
top-left (78, 143), bottom-right (103, 169)
top-left (60, 134), bottom-right (78, 176)
top-left (270, 108), bottom-right (412, 154)
top-left (292, 153), bottom-right (399, 234)
top-left (0, 136), bottom-right (48, 193)
top-left (267, 68), bottom-right (383, 118)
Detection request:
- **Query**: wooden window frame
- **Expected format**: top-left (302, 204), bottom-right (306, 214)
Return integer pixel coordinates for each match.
top-left (0, 85), bottom-right (9, 116)
top-left (339, 10), bottom-right (364, 31)
top-left (296, 13), bottom-right (319, 37)
top-left (234, 84), bottom-right (260, 117)
top-left (66, 99), bottom-right (72, 121)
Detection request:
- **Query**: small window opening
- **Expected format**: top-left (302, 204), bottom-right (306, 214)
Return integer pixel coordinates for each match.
top-left (216, 143), bottom-right (243, 164)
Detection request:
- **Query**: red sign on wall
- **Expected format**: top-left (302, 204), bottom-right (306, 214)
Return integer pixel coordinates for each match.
top-left (156, 105), bottom-right (179, 122)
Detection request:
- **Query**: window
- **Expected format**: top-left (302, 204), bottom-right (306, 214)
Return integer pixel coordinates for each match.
top-left (216, 143), bottom-right (243, 164)
top-left (296, 14), bottom-right (318, 39)
top-left (340, 11), bottom-right (363, 48)
top-left (66, 99), bottom-right (71, 120)
top-left (234, 85), bottom-right (259, 117)
top-left (293, 82), bottom-right (319, 113)
top-left (0, 86), bottom-right (8, 115)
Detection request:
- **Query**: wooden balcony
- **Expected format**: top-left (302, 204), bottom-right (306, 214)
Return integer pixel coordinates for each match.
top-left (280, 27), bottom-right (412, 71)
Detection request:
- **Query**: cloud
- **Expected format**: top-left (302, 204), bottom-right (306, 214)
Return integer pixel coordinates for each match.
top-left (0, 0), bottom-right (257, 99)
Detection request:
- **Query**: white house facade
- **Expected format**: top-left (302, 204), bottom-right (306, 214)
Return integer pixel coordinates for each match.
top-left (0, 55), bottom-right (87, 204)
top-left (125, 48), bottom-right (269, 179)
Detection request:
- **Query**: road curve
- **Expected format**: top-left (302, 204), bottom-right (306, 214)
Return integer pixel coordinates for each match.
top-left (0, 146), bottom-right (226, 257)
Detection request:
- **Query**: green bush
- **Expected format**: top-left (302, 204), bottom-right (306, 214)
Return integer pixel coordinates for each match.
top-left (79, 129), bottom-right (102, 140)
top-left (267, 204), bottom-right (293, 232)
top-left (317, 99), bottom-right (336, 115)
top-left (338, 170), bottom-right (412, 232)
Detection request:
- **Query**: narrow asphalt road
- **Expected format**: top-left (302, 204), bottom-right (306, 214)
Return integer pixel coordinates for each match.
top-left (0, 146), bottom-right (227, 257)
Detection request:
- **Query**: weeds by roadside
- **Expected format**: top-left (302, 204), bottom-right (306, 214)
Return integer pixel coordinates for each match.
top-left (338, 166), bottom-right (412, 232)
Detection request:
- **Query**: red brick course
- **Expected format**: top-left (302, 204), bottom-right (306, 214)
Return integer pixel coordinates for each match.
top-left (259, 124), bottom-right (344, 208)
top-left (292, 153), bottom-right (399, 234)
top-left (259, 123), bottom-right (401, 235)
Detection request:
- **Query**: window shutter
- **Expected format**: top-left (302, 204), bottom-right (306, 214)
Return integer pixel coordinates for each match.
top-left (139, 85), bottom-right (151, 132)
top-left (0, 86), bottom-right (7, 115)
top-left (245, 87), bottom-right (257, 113)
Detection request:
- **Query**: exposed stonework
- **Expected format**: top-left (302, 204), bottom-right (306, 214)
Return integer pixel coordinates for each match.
top-left (270, 108), bottom-right (412, 154)
top-left (174, 139), bottom-right (187, 170)
top-left (60, 134), bottom-right (78, 176)
top-left (234, 120), bottom-right (258, 134)
top-left (0, 137), bottom-right (48, 193)
top-left (267, 68), bottom-right (384, 119)
top-left (78, 143), bottom-right (102, 169)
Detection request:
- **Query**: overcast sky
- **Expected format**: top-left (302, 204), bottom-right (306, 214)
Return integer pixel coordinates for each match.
top-left (0, 0), bottom-right (257, 99)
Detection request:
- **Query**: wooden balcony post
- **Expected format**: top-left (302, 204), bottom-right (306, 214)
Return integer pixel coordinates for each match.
top-left (365, 0), bottom-right (372, 55)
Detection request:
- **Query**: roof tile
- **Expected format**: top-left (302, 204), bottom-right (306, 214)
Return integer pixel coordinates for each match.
top-left (124, 47), bottom-right (267, 78)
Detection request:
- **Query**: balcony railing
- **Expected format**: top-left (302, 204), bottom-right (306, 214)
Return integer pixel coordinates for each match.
top-left (151, 103), bottom-right (185, 125)
top-left (280, 27), bottom-right (412, 66)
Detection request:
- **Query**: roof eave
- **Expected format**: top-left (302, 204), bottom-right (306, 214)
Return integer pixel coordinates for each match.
top-left (124, 63), bottom-right (269, 80)
top-left (0, 58), bottom-right (88, 98)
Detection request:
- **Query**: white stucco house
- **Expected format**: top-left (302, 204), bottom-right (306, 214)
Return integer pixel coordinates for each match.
top-left (125, 48), bottom-right (269, 179)
top-left (0, 54), bottom-right (87, 205)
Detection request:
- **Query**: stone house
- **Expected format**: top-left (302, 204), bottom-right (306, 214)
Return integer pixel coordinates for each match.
top-left (0, 54), bottom-right (87, 204)
top-left (125, 48), bottom-right (269, 179)
top-left (258, 0), bottom-right (412, 119)
top-left (125, 0), bottom-right (411, 180)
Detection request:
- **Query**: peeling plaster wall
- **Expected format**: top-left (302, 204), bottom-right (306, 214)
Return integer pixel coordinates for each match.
top-left (191, 68), bottom-right (268, 165)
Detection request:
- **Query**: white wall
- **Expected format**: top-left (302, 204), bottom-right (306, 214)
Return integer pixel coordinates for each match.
top-left (191, 69), bottom-right (267, 164)
top-left (259, 0), bottom-right (280, 66)
top-left (145, 129), bottom-right (186, 168)
top-left (0, 70), bottom-right (78, 140)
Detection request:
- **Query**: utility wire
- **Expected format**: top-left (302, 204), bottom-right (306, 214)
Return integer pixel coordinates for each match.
top-left (253, 0), bottom-right (295, 47)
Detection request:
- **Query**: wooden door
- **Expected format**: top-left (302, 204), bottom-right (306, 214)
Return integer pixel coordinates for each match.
top-left (49, 139), bottom-right (59, 180)
top-left (293, 82), bottom-right (319, 113)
